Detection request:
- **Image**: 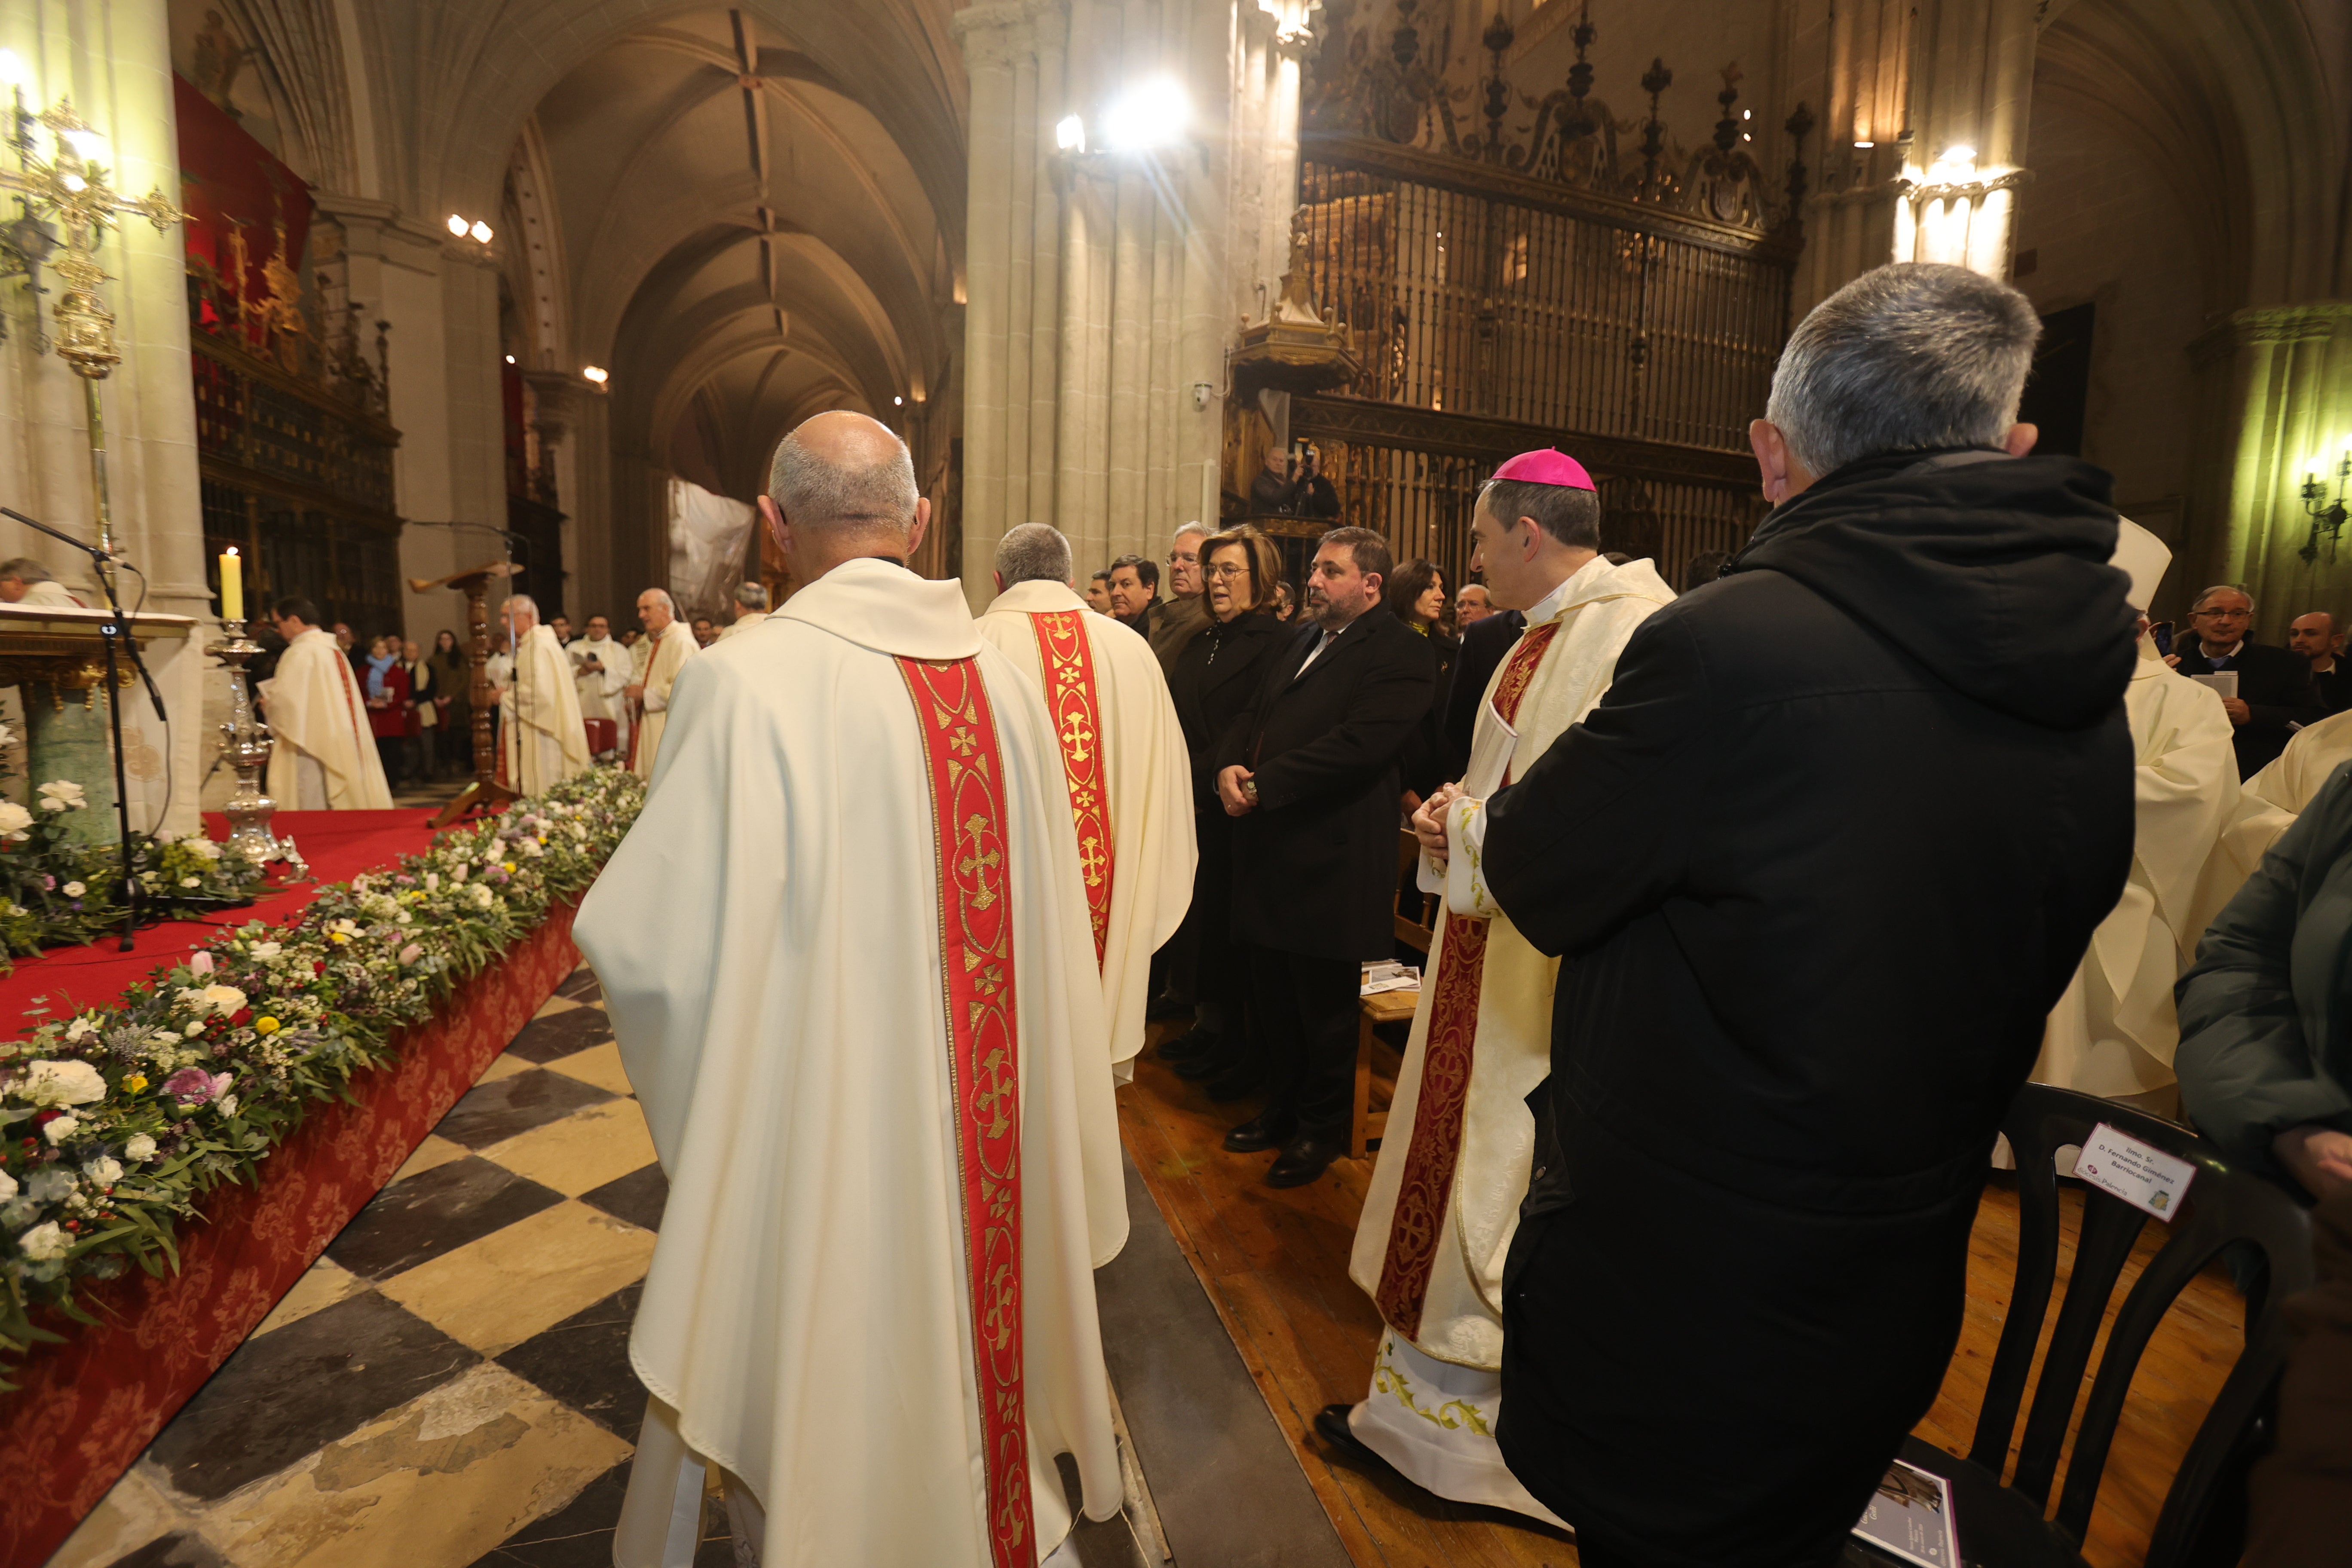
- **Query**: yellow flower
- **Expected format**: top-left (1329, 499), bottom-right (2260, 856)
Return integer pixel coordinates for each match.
top-left (502, 862), bottom-right (516, 874)
top-left (330, 931), bottom-right (351, 945)
top-left (254, 1016), bottom-right (280, 1034)
top-left (123, 1073), bottom-right (147, 1093)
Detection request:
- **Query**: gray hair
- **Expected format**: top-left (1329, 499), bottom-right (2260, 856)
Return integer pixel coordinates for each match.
top-left (734, 582), bottom-right (770, 609)
top-left (0, 557), bottom-right (54, 582)
top-left (996, 523), bottom-right (1073, 587)
top-left (1172, 520), bottom-right (1210, 545)
top-left (768, 423), bottom-right (918, 531)
top-left (638, 587), bottom-right (676, 613)
top-left (1764, 262), bottom-right (2041, 479)
top-left (2190, 584), bottom-right (2254, 614)
top-left (500, 593), bottom-right (539, 618)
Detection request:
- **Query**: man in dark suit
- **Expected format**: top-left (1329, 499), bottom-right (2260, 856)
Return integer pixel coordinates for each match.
top-left (2289, 610), bottom-right (2348, 716)
top-left (1215, 526), bottom-right (1434, 1188)
top-left (2173, 585), bottom-right (2324, 776)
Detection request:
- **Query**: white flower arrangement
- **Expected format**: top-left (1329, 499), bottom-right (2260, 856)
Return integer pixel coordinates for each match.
top-left (34, 781), bottom-right (84, 812)
top-left (0, 766), bottom-right (645, 1379)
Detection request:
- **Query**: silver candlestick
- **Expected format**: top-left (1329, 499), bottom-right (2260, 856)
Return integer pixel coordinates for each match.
top-left (211, 620), bottom-right (281, 860)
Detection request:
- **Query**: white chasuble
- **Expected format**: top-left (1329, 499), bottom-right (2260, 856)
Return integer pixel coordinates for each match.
top-left (630, 619), bottom-right (698, 780)
top-left (577, 558), bottom-right (1125, 1568)
top-left (1344, 553), bottom-right (1672, 1523)
top-left (258, 627), bottom-right (392, 810)
top-left (573, 633), bottom-right (631, 753)
top-left (976, 580), bottom-right (1196, 1075)
top-left (501, 622), bottom-right (591, 794)
top-left (2034, 642), bottom-right (2239, 1105)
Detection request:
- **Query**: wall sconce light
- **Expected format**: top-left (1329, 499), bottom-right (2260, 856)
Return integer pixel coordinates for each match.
top-left (2300, 451), bottom-right (2352, 564)
top-left (1055, 114), bottom-right (1086, 153)
top-left (470, 219), bottom-right (493, 244)
top-left (1102, 77), bottom-right (1189, 153)
top-left (893, 394), bottom-right (904, 406)
top-left (581, 365), bottom-right (609, 387)
top-left (447, 214), bottom-right (493, 245)
top-left (446, 213), bottom-right (468, 236)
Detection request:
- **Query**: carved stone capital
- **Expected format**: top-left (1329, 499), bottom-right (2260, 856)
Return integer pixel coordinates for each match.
top-left (951, 3), bottom-right (1034, 70)
top-left (2190, 302), bottom-right (2352, 367)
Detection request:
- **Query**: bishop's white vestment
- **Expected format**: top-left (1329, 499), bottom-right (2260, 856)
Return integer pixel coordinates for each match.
top-left (501, 622), bottom-right (591, 794)
top-left (975, 580), bottom-right (1196, 1075)
top-left (572, 633), bottom-right (631, 756)
top-left (2180, 695), bottom-right (2352, 940)
top-left (577, 558), bottom-right (1126, 1568)
top-left (1345, 553), bottom-right (1674, 1522)
top-left (259, 627), bottom-right (392, 810)
top-left (630, 618), bottom-right (698, 780)
top-left (2031, 642), bottom-right (2238, 1112)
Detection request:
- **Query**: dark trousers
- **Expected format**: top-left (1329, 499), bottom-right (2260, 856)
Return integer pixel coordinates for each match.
top-left (374, 735), bottom-right (404, 788)
top-left (1246, 944), bottom-right (1358, 1133)
top-left (1497, 1106), bottom-right (1978, 1568)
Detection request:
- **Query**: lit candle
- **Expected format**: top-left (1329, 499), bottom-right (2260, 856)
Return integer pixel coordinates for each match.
top-left (219, 546), bottom-right (242, 623)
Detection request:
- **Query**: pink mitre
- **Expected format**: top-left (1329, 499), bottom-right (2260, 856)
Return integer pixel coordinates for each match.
top-left (1491, 447), bottom-right (1596, 491)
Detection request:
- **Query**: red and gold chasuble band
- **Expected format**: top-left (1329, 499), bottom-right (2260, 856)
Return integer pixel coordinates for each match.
top-left (1029, 611), bottom-right (1115, 967)
top-left (1373, 618), bottom-right (1562, 1339)
top-left (897, 655), bottom-right (1034, 1568)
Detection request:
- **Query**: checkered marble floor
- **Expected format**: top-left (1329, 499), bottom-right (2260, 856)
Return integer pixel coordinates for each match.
top-left (48, 970), bottom-right (1168, 1568)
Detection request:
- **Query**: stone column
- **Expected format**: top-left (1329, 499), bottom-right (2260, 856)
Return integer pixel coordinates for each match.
top-left (951, 3), bottom-right (1029, 606)
top-left (23, 679), bottom-right (116, 845)
top-left (1890, 0), bottom-right (2040, 278)
top-left (2178, 305), bottom-right (2352, 637)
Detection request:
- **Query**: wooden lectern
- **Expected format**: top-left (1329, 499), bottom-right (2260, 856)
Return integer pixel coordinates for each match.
top-left (408, 559), bottom-right (523, 827)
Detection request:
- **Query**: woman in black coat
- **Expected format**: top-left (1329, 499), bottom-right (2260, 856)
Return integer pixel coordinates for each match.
top-left (1385, 557), bottom-right (1461, 805)
top-left (1162, 524), bottom-right (1289, 1088)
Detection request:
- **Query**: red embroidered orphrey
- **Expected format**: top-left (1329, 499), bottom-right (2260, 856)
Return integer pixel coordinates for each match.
top-left (897, 655), bottom-right (1034, 1568)
top-left (1029, 611), bottom-right (1115, 966)
top-left (1373, 619), bottom-right (1562, 1339)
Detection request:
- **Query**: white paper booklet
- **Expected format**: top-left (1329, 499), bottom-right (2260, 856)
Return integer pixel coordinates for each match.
top-left (1850, 1459), bottom-right (1960, 1567)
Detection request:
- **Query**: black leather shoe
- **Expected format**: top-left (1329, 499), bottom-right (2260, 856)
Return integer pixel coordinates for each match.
top-left (1314, 1403), bottom-right (1390, 1472)
top-left (1145, 993), bottom-right (1194, 1022)
top-left (1204, 1061), bottom-right (1265, 1102)
top-left (1223, 1110), bottom-right (1297, 1153)
top-left (1158, 1026), bottom-right (1222, 1063)
top-left (1265, 1130), bottom-right (1348, 1188)
top-left (1173, 1046), bottom-right (1231, 1081)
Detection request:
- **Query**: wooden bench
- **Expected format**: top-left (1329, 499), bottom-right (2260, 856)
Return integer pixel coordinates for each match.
top-left (1352, 829), bottom-right (1436, 1159)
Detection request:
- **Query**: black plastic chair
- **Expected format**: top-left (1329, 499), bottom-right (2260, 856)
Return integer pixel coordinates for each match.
top-left (1855, 1084), bottom-right (2315, 1568)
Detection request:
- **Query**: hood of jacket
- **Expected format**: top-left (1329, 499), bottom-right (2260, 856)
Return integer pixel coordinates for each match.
top-left (1731, 448), bottom-right (2136, 729)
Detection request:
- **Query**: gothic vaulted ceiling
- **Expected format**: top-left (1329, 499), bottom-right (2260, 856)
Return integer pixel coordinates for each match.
top-left (514, 5), bottom-right (962, 499)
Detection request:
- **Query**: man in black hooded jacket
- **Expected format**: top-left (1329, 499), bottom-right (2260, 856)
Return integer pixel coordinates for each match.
top-left (1480, 263), bottom-right (2138, 1567)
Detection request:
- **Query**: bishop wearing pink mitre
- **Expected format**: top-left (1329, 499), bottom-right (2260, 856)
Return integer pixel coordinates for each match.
top-left (577, 413), bottom-right (1126, 1568)
top-left (1334, 449), bottom-right (1675, 1523)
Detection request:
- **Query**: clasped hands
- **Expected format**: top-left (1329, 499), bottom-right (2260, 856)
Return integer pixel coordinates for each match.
top-left (1412, 782), bottom-right (1465, 867)
top-left (1216, 765), bottom-right (1257, 817)
top-left (2274, 1124), bottom-right (2352, 1201)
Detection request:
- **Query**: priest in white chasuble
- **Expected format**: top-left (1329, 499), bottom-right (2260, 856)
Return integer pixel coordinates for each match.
top-left (571, 614), bottom-right (631, 759)
top-left (2033, 522), bottom-right (2240, 1118)
top-left (259, 595), bottom-right (392, 810)
top-left (626, 586), bottom-right (697, 780)
top-left (498, 595), bottom-right (591, 793)
top-left (1330, 450), bottom-right (1672, 1525)
top-left (976, 523), bottom-right (1195, 1077)
top-left (579, 413), bottom-right (1126, 1568)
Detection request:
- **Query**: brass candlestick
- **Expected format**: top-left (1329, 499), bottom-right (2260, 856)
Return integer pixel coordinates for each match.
top-left (209, 620), bottom-right (280, 860)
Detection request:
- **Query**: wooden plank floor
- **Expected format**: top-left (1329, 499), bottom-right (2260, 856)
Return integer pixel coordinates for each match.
top-left (1119, 1023), bottom-right (2246, 1568)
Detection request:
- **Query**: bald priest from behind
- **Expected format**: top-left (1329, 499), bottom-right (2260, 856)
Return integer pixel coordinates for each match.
top-left (260, 596), bottom-right (393, 810)
top-left (577, 412), bottom-right (1128, 1568)
top-left (1480, 263), bottom-right (2138, 1567)
top-left (978, 522), bottom-right (1196, 1075)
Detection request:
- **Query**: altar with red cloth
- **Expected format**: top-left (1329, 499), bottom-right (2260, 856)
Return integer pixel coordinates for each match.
top-left (0, 809), bottom-right (585, 1568)
top-left (0, 810), bottom-right (443, 1029)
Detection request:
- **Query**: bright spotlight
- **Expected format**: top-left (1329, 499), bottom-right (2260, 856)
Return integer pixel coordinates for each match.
top-left (447, 214), bottom-right (469, 236)
top-left (1055, 114), bottom-right (1086, 153)
top-left (1102, 77), bottom-right (1188, 153)
top-left (504, 353), bottom-right (516, 364)
top-left (1940, 144), bottom-right (1976, 166)
top-left (470, 220), bottom-right (493, 244)
top-left (0, 51), bottom-right (25, 89)
top-left (893, 395), bottom-right (904, 406)
top-left (582, 365), bottom-right (609, 386)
